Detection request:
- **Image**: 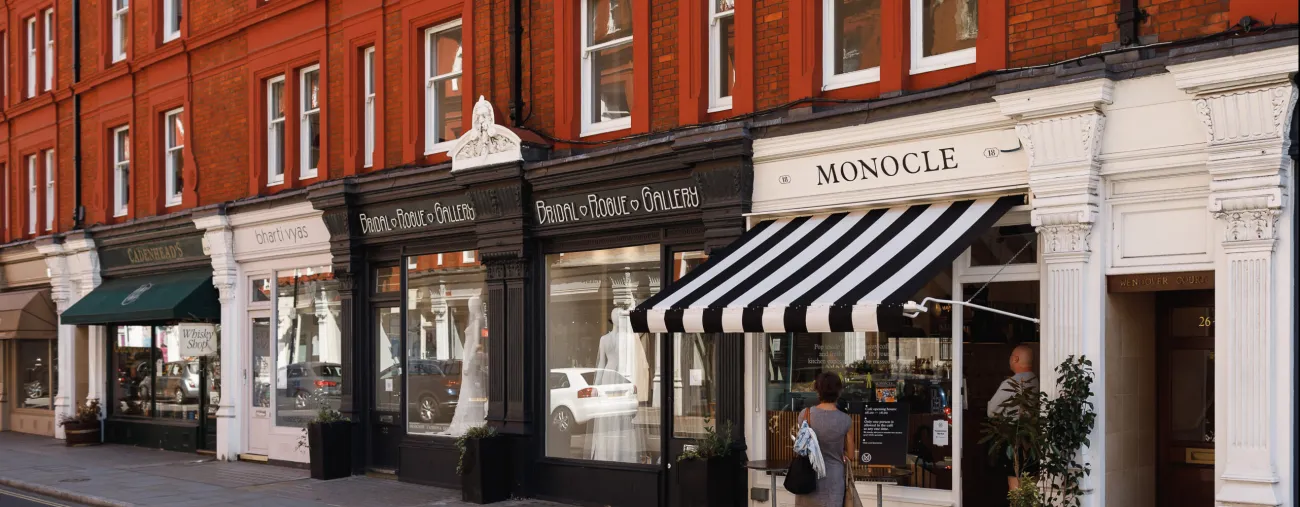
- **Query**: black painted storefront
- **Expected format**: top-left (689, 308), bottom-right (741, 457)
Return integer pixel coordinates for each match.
top-left (308, 126), bottom-right (752, 507)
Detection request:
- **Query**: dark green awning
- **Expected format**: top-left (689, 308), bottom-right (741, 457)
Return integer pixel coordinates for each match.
top-left (60, 269), bottom-right (219, 325)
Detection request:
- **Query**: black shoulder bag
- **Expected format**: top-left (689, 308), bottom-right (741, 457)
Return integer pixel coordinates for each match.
top-left (783, 408), bottom-right (818, 495)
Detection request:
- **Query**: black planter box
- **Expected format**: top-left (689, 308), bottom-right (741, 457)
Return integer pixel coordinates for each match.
top-left (461, 437), bottom-right (510, 504)
top-left (308, 420), bottom-right (353, 480)
top-left (675, 456), bottom-right (742, 507)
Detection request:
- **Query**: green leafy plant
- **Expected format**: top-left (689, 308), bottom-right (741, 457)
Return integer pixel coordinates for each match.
top-left (676, 419), bottom-right (734, 462)
top-left (1008, 475), bottom-right (1041, 507)
top-left (455, 424), bottom-right (499, 475)
top-left (296, 404), bottom-right (348, 451)
top-left (58, 398), bottom-right (103, 427)
top-left (979, 378), bottom-right (1042, 481)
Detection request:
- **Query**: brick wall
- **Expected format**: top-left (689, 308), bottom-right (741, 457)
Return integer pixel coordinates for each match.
top-left (754, 0), bottom-right (788, 111)
top-left (1144, 0), bottom-right (1231, 41)
top-left (1010, 0), bottom-right (1233, 67)
top-left (650, 0), bottom-right (678, 132)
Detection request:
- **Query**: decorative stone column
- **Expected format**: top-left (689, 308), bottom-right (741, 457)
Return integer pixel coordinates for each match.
top-left (1170, 45), bottom-right (1297, 507)
top-left (196, 212), bottom-right (240, 461)
top-left (996, 78), bottom-right (1114, 506)
top-left (37, 233), bottom-right (102, 440)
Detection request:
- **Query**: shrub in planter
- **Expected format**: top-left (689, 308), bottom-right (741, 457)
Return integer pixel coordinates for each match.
top-left (457, 425), bottom-right (509, 504)
top-left (675, 420), bottom-right (741, 507)
top-left (298, 406), bottom-right (352, 480)
top-left (58, 399), bottom-right (103, 447)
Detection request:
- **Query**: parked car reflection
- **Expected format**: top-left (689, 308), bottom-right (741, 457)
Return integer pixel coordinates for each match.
top-left (277, 361), bottom-right (343, 410)
top-left (404, 359), bottom-right (462, 424)
top-left (548, 368), bottom-right (638, 433)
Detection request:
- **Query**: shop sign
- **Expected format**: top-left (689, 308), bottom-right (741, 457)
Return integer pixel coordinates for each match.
top-left (858, 402), bottom-right (908, 467)
top-left (533, 179), bottom-right (700, 225)
top-left (100, 236), bottom-right (205, 269)
top-left (234, 216), bottom-right (329, 254)
top-left (177, 323), bottom-right (218, 356)
top-left (1107, 271), bottom-right (1213, 293)
top-left (753, 128), bottom-right (1025, 210)
top-left (355, 195), bottom-right (476, 236)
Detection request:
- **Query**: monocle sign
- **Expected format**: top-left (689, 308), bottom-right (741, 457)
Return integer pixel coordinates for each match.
top-left (534, 179), bottom-right (700, 225)
top-left (355, 195), bottom-right (476, 236)
top-left (753, 128), bottom-right (1026, 211)
top-left (100, 236), bottom-right (206, 269)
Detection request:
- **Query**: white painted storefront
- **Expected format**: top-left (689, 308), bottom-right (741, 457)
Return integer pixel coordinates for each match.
top-left (745, 45), bottom-right (1296, 507)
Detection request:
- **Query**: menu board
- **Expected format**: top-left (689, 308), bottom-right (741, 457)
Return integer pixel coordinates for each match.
top-left (858, 402), bottom-right (908, 467)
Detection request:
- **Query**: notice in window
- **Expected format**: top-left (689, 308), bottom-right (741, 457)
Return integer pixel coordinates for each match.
top-left (858, 402), bottom-right (908, 467)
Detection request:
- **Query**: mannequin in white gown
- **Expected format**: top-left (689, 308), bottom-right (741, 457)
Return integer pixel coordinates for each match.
top-left (444, 295), bottom-right (487, 435)
top-left (588, 308), bottom-right (644, 463)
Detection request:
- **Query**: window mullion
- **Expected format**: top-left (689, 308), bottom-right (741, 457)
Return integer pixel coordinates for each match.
top-left (582, 35), bottom-right (633, 56)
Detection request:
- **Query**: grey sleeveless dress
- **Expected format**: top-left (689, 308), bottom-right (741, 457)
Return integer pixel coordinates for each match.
top-left (796, 406), bottom-right (853, 507)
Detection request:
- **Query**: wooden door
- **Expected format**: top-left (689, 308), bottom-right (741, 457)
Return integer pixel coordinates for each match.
top-left (1157, 290), bottom-right (1215, 507)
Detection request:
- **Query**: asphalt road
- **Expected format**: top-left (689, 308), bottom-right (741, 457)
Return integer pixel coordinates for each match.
top-left (0, 485), bottom-right (84, 507)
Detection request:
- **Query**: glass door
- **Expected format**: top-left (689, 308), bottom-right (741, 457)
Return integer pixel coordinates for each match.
top-left (371, 305), bottom-right (403, 471)
top-left (247, 315), bottom-right (272, 456)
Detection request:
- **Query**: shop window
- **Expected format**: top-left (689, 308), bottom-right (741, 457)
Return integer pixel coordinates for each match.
top-left (26, 155), bottom-right (37, 234)
top-left (155, 325), bottom-right (212, 420)
top-left (581, 0), bottom-right (634, 135)
top-left (112, 0), bottom-right (129, 63)
top-left (43, 9), bottom-right (54, 91)
top-left (112, 326), bottom-right (152, 416)
top-left (404, 251), bottom-right (488, 436)
top-left (708, 0), bottom-right (735, 111)
top-left (44, 150), bottom-right (54, 231)
top-left (274, 267), bottom-right (342, 427)
top-left (299, 65), bottom-right (321, 179)
top-left (164, 108), bottom-right (184, 207)
top-left (424, 20), bottom-right (463, 154)
top-left (17, 339), bottom-right (57, 410)
top-left (544, 244), bottom-right (660, 464)
top-left (162, 0), bottom-right (182, 42)
top-left (266, 75), bottom-right (286, 186)
top-left (25, 17), bottom-right (36, 98)
top-left (910, 0), bottom-right (977, 74)
top-left (110, 325), bottom-right (219, 420)
top-left (113, 126), bottom-right (130, 217)
top-left (823, 0), bottom-right (881, 90)
top-left (671, 250), bottom-right (716, 439)
top-left (363, 46), bottom-right (376, 168)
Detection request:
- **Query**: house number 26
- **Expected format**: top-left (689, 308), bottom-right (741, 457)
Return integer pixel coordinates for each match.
top-left (1198, 316), bottom-right (1213, 327)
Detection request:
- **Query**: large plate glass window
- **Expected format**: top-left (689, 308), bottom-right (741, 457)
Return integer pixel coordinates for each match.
top-left (16, 340), bottom-right (56, 410)
top-left (274, 267), bottom-right (343, 427)
top-left (910, 0), bottom-right (977, 74)
top-left (580, 0), bottom-right (634, 135)
top-left (109, 325), bottom-right (219, 421)
top-left (424, 20), bottom-right (463, 154)
top-left (404, 251), bottom-right (488, 436)
top-left (823, 0), bottom-right (881, 90)
top-left (545, 245), bottom-right (660, 463)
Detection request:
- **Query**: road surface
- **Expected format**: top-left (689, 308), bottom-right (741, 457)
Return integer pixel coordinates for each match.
top-left (0, 485), bottom-right (84, 507)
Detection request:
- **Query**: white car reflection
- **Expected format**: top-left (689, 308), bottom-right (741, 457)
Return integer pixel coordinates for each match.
top-left (548, 368), bottom-right (638, 433)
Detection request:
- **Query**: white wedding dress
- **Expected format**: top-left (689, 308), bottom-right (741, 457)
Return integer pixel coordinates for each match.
top-left (444, 296), bottom-right (488, 435)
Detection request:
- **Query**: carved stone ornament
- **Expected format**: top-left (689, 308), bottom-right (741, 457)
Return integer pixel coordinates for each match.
top-left (451, 96), bottom-right (523, 172)
top-left (1038, 223), bottom-right (1092, 255)
top-left (1194, 85), bottom-right (1297, 145)
top-left (1215, 208), bottom-right (1279, 242)
top-left (1014, 112), bottom-right (1105, 168)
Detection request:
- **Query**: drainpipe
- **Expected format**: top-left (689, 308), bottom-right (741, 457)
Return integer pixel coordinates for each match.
top-left (72, 0), bottom-right (84, 229)
top-left (1115, 0), bottom-right (1148, 46)
top-left (508, 0), bottom-right (524, 126)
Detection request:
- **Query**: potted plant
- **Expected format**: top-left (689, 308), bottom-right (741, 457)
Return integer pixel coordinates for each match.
top-left (457, 424), bottom-right (509, 504)
top-left (59, 398), bottom-right (103, 447)
top-left (298, 405), bottom-right (352, 480)
top-left (675, 420), bottom-right (741, 507)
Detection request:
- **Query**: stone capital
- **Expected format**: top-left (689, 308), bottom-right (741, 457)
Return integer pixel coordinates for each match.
top-left (195, 213), bottom-right (238, 303)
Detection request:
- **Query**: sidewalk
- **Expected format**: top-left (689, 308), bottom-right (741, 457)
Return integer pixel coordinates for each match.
top-left (0, 433), bottom-right (565, 507)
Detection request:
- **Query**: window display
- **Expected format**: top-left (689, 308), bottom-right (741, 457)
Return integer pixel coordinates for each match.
top-left (275, 267), bottom-right (343, 427)
top-left (545, 245), bottom-right (660, 464)
top-left (112, 326), bottom-right (154, 416)
top-left (111, 325), bottom-right (219, 421)
top-left (17, 339), bottom-right (56, 410)
top-left (404, 251), bottom-right (488, 436)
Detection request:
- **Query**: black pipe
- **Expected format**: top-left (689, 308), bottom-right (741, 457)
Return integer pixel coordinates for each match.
top-left (1116, 0), bottom-right (1148, 46)
top-left (72, 0), bottom-right (84, 229)
top-left (508, 0), bottom-right (524, 126)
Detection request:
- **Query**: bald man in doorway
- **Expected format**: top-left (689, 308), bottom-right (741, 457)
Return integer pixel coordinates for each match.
top-left (986, 344), bottom-right (1039, 490)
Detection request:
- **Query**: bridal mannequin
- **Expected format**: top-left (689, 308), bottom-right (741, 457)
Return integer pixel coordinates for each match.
top-left (444, 295), bottom-right (487, 435)
top-left (589, 308), bottom-right (643, 463)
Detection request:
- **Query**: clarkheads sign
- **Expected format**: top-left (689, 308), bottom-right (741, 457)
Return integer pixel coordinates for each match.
top-left (100, 236), bottom-right (206, 270)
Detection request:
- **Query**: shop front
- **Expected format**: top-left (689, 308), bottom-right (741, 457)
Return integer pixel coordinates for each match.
top-left (0, 244), bottom-right (59, 437)
top-left (60, 223), bottom-right (222, 453)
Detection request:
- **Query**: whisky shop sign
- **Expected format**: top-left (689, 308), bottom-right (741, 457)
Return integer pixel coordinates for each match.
top-left (534, 179), bottom-right (700, 225)
top-left (356, 194), bottom-right (477, 236)
top-left (100, 236), bottom-right (206, 269)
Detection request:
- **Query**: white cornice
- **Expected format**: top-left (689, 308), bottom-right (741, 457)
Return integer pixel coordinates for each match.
top-left (994, 79), bottom-right (1115, 119)
top-left (1169, 45), bottom-right (1298, 95)
top-left (753, 103), bottom-right (1015, 163)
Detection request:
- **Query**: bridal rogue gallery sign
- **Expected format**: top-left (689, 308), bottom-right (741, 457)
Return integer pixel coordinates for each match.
top-left (752, 128), bottom-right (1027, 212)
top-left (355, 194), bottom-right (477, 236)
top-left (533, 179), bottom-right (700, 225)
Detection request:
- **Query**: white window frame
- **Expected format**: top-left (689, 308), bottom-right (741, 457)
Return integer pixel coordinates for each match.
top-left (363, 46), bottom-right (376, 168)
top-left (822, 0), bottom-right (879, 91)
top-left (113, 126), bottom-right (130, 217)
top-left (164, 108), bottom-right (184, 207)
top-left (42, 9), bottom-right (54, 91)
top-left (707, 0), bottom-right (734, 112)
top-left (424, 20), bottom-right (463, 155)
top-left (112, 0), bottom-right (129, 63)
top-left (44, 150), bottom-right (54, 231)
top-left (27, 155), bottom-right (37, 234)
top-left (26, 18), bottom-right (36, 97)
top-left (579, 0), bottom-right (633, 136)
top-left (162, 0), bottom-right (182, 42)
top-left (266, 75), bottom-right (286, 186)
top-left (909, 0), bottom-right (976, 75)
top-left (299, 64), bottom-right (320, 179)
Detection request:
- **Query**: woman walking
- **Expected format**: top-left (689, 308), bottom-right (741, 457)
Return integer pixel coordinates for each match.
top-left (795, 372), bottom-right (857, 507)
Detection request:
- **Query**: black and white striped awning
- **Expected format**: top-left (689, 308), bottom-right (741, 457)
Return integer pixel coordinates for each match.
top-left (630, 195), bottom-right (1021, 334)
